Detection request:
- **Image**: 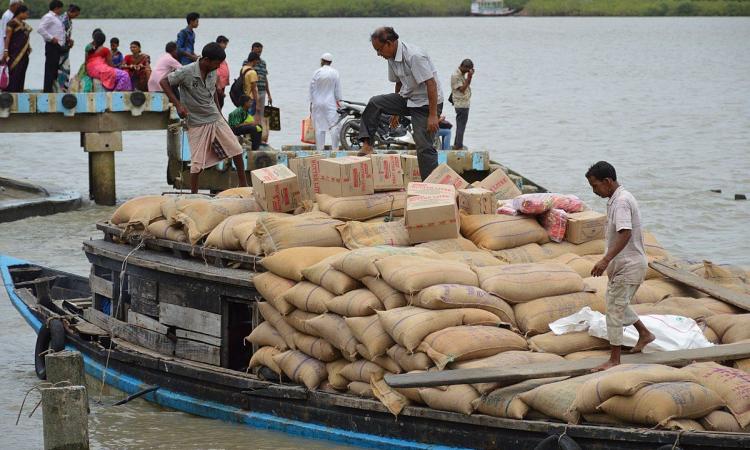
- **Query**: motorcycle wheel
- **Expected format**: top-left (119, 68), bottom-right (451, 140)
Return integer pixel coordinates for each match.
top-left (339, 120), bottom-right (361, 150)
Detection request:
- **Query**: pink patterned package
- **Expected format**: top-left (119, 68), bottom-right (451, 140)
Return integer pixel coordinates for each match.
top-left (512, 193), bottom-right (584, 215)
top-left (541, 208), bottom-right (568, 242)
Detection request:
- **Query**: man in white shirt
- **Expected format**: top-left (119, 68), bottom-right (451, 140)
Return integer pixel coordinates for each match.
top-left (37, 0), bottom-right (65, 92)
top-left (309, 53), bottom-right (343, 151)
top-left (0, 1), bottom-right (24, 63)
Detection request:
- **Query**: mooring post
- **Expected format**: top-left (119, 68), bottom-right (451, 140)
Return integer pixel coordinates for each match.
top-left (82, 131), bottom-right (122, 206)
top-left (41, 386), bottom-right (89, 450)
top-left (45, 350), bottom-right (86, 387)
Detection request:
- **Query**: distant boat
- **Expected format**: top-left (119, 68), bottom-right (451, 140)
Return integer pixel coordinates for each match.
top-left (471, 0), bottom-right (518, 16)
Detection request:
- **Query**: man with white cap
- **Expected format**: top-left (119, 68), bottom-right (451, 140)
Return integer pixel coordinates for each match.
top-left (1, 1), bottom-right (24, 69)
top-left (309, 52), bottom-right (343, 150)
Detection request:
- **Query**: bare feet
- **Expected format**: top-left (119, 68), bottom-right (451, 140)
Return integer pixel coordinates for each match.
top-left (358, 143), bottom-right (374, 155)
top-left (591, 359), bottom-right (620, 373)
top-left (628, 332), bottom-right (656, 354)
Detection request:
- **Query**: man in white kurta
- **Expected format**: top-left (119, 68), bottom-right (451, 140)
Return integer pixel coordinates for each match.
top-left (309, 53), bottom-right (343, 150)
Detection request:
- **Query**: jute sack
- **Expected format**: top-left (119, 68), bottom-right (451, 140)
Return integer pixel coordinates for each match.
top-left (316, 192), bottom-right (406, 220)
top-left (249, 346), bottom-right (283, 375)
top-left (451, 351), bottom-right (566, 394)
top-left (175, 197), bottom-right (261, 245)
top-left (306, 313), bottom-right (359, 361)
top-left (705, 314), bottom-right (750, 344)
top-left (253, 272), bottom-right (296, 315)
top-left (215, 186), bottom-right (254, 198)
top-left (332, 246), bottom-right (439, 280)
top-left (257, 302), bottom-right (297, 350)
top-left (337, 221), bottom-right (410, 249)
top-left (542, 253), bottom-right (595, 279)
top-left (254, 213), bottom-right (344, 254)
top-left (701, 410), bottom-right (749, 432)
top-left (643, 231), bottom-right (670, 258)
top-left (642, 278), bottom-right (702, 299)
top-left (378, 307), bottom-right (465, 352)
top-left (693, 261), bottom-right (750, 294)
top-left (514, 292), bottom-right (604, 335)
top-left (345, 315), bottom-right (395, 358)
top-left (272, 350), bottom-right (328, 390)
top-left (586, 254), bottom-right (662, 280)
top-left (460, 213), bottom-right (548, 250)
top-left (528, 331), bottom-right (608, 356)
top-left (598, 382), bottom-right (724, 426)
top-left (632, 298), bottom-right (715, 320)
top-left (284, 310), bottom-right (319, 336)
top-left (419, 384), bottom-right (479, 415)
top-left (440, 251), bottom-right (506, 268)
top-left (519, 371), bottom-right (608, 423)
top-left (375, 256), bottom-right (478, 294)
top-left (234, 221), bottom-right (262, 255)
top-left (472, 377), bottom-right (569, 419)
top-left (461, 308), bottom-right (507, 327)
top-left (326, 359), bottom-right (350, 390)
top-left (325, 289), bottom-right (384, 317)
top-left (368, 353), bottom-right (402, 374)
top-left (418, 325), bottom-right (528, 370)
top-left (583, 276), bottom-right (667, 304)
top-left (661, 419), bottom-right (705, 432)
top-left (574, 364), bottom-right (698, 415)
top-left (683, 361), bottom-right (750, 427)
top-left (160, 194), bottom-right (211, 225)
top-left (111, 195), bottom-right (165, 231)
top-left (348, 381), bottom-right (375, 398)
top-left (541, 240), bottom-right (605, 258)
top-left (292, 332), bottom-right (341, 362)
top-left (412, 284), bottom-right (516, 327)
top-left (204, 212), bottom-right (264, 250)
top-left (261, 247), bottom-right (348, 281)
top-left (361, 276), bottom-right (407, 310)
top-left (476, 263), bottom-right (584, 304)
top-left (387, 345), bottom-right (433, 372)
top-left (281, 281), bottom-right (334, 314)
top-left (416, 237), bottom-right (479, 253)
top-left (301, 254), bottom-right (360, 295)
top-left (492, 244), bottom-right (549, 264)
top-left (372, 377), bottom-right (411, 416)
top-left (564, 350), bottom-right (611, 361)
top-left (690, 297), bottom-right (742, 316)
top-left (701, 323), bottom-right (720, 344)
top-left (581, 413), bottom-right (631, 426)
top-left (339, 360), bottom-right (387, 383)
top-left (245, 321), bottom-right (288, 350)
top-left (146, 219), bottom-right (188, 242)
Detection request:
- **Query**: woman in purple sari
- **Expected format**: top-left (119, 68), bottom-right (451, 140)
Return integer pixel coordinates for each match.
top-left (2, 5), bottom-right (31, 92)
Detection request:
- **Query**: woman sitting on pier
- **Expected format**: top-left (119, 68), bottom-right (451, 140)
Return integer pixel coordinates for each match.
top-left (85, 31), bottom-right (132, 92)
top-left (2, 5), bottom-right (31, 92)
top-left (122, 41), bottom-right (151, 92)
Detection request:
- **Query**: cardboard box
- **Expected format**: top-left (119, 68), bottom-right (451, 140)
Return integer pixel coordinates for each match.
top-left (423, 163), bottom-right (469, 190)
top-left (401, 155), bottom-right (421, 185)
top-left (565, 210), bottom-right (607, 244)
top-left (406, 182), bottom-right (456, 198)
top-left (405, 194), bottom-right (460, 244)
top-left (476, 168), bottom-right (522, 200)
top-left (458, 188), bottom-right (495, 215)
top-left (371, 154), bottom-right (404, 191)
top-left (319, 156), bottom-right (374, 197)
top-left (251, 164), bottom-right (300, 212)
top-left (289, 155), bottom-right (322, 202)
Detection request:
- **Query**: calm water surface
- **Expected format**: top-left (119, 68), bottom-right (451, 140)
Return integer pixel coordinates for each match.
top-left (0, 16), bottom-right (748, 449)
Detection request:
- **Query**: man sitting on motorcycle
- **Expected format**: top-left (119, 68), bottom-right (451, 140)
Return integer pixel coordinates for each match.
top-left (359, 26), bottom-right (443, 180)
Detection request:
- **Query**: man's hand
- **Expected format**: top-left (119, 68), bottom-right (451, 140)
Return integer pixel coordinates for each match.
top-left (191, 53), bottom-right (199, 61)
top-left (68, 39), bottom-right (74, 49)
top-left (468, 68), bottom-right (474, 78)
top-left (176, 103), bottom-right (189, 119)
top-left (267, 94), bottom-right (272, 105)
top-left (427, 114), bottom-right (439, 133)
top-left (389, 115), bottom-right (400, 129)
top-left (591, 257), bottom-right (610, 277)
top-left (51, 37), bottom-right (59, 45)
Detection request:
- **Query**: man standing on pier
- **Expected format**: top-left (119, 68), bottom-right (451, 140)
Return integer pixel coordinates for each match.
top-left (587, 161), bottom-right (655, 371)
top-left (309, 52), bottom-right (343, 151)
top-left (250, 42), bottom-right (271, 142)
top-left (360, 26), bottom-right (443, 180)
top-left (37, 0), bottom-right (65, 93)
top-left (450, 58), bottom-right (473, 150)
top-left (160, 42), bottom-right (248, 194)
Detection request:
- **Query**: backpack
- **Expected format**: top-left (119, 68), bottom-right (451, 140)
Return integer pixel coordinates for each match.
top-left (229, 67), bottom-right (251, 107)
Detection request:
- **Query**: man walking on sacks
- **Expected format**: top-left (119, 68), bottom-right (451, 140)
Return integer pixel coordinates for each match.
top-left (587, 161), bottom-right (655, 371)
top-left (309, 52), bottom-right (342, 151)
top-left (360, 26), bottom-right (443, 180)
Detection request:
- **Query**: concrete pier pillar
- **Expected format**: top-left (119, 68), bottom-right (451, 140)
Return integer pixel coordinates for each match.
top-left (41, 386), bottom-right (89, 450)
top-left (82, 132), bottom-right (122, 206)
top-left (45, 350), bottom-right (86, 387)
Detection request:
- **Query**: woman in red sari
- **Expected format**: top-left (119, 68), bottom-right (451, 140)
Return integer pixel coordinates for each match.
top-left (86, 31), bottom-right (132, 91)
top-left (122, 41), bottom-right (151, 92)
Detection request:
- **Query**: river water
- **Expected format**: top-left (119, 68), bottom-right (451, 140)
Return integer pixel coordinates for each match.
top-left (0, 16), bottom-right (748, 449)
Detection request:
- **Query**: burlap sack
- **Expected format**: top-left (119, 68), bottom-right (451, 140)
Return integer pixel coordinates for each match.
top-left (683, 362), bottom-right (750, 427)
top-left (316, 192), bottom-right (406, 220)
top-left (419, 384), bottom-right (479, 415)
top-left (472, 377), bottom-right (568, 419)
top-left (326, 359), bottom-right (350, 390)
top-left (111, 195), bottom-right (165, 231)
top-left (378, 307), bottom-right (465, 352)
top-left (234, 221), bottom-right (262, 255)
top-left (586, 254), bottom-right (662, 280)
top-left (261, 247), bottom-right (348, 281)
top-left (361, 276), bottom-right (407, 310)
top-left (574, 364), bottom-right (698, 414)
top-left (661, 419), bottom-right (705, 431)
top-left (541, 240), bottom-right (606, 259)
top-left (528, 331), bottom-right (608, 356)
top-left (293, 332), bottom-right (341, 362)
top-left (281, 281), bottom-right (334, 314)
top-left (345, 314), bottom-right (395, 358)
top-left (519, 371), bottom-right (607, 423)
top-left (387, 345), bottom-right (433, 372)
top-left (451, 350), bottom-right (566, 394)
top-left (477, 263), bottom-right (584, 304)
top-left (418, 325), bottom-right (528, 370)
top-left (253, 272), bottom-right (296, 315)
top-left (249, 346), bottom-right (283, 375)
top-left (254, 212), bottom-right (344, 254)
top-left (146, 219), bottom-right (188, 242)
top-left (412, 284), bottom-right (516, 327)
top-left (368, 353), bottom-right (402, 374)
top-left (693, 261), bottom-right (750, 294)
top-left (272, 350), bottom-right (328, 390)
top-left (416, 237), bottom-right (480, 253)
top-left (690, 297), bottom-right (742, 315)
top-left (492, 243), bottom-right (549, 264)
top-left (306, 313), bottom-right (359, 361)
top-left (440, 251), bottom-right (506, 268)
top-left (642, 278), bottom-right (702, 299)
top-left (542, 253), bottom-right (595, 279)
top-left (337, 221), bottom-right (410, 249)
top-left (340, 360), bottom-right (387, 383)
top-left (643, 231), bottom-right (670, 258)
top-left (376, 256), bottom-right (479, 294)
top-left (257, 302), bottom-right (297, 349)
top-left (284, 309), bottom-right (319, 336)
top-left (324, 289), bottom-right (384, 317)
top-left (345, 381), bottom-right (373, 398)
top-left (564, 350), bottom-right (612, 361)
top-left (160, 194), bottom-right (207, 225)
top-left (583, 276), bottom-right (667, 305)
top-left (175, 197), bottom-right (261, 245)
top-left (245, 321), bottom-right (288, 350)
top-left (700, 410), bottom-right (749, 432)
top-left (598, 382), bottom-right (724, 426)
top-left (332, 246), bottom-right (438, 280)
top-left (372, 377), bottom-right (411, 416)
top-left (705, 314), bottom-right (750, 344)
top-left (514, 292), bottom-right (604, 335)
top-left (461, 308), bottom-right (507, 327)
top-left (632, 298), bottom-right (715, 320)
top-left (204, 212), bottom-right (264, 250)
top-left (301, 254), bottom-right (360, 295)
top-left (215, 186), bottom-right (254, 198)
top-left (461, 213), bottom-right (548, 250)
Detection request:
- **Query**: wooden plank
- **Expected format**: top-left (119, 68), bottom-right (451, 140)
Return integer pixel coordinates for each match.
top-left (175, 328), bottom-right (222, 347)
top-left (650, 260), bottom-right (750, 311)
top-left (175, 338), bottom-right (220, 366)
top-left (385, 342), bottom-right (750, 388)
top-left (72, 321), bottom-right (108, 337)
top-left (158, 281), bottom-right (221, 314)
top-left (130, 293), bottom-right (159, 317)
top-left (128, 275), bottom-right (157, 301)
top-left (13, 275), bottom-right (61, 288)
top-left (14, 288), bottom-right (38, 308)
top-left (128, 310), bottom-right (169, 335)
top-left (159, 302), bottom-right (221, 337)
top-left (89, 271), bottom-right (113, 299)
top-left (83, 307), bottom-right (112, 332)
